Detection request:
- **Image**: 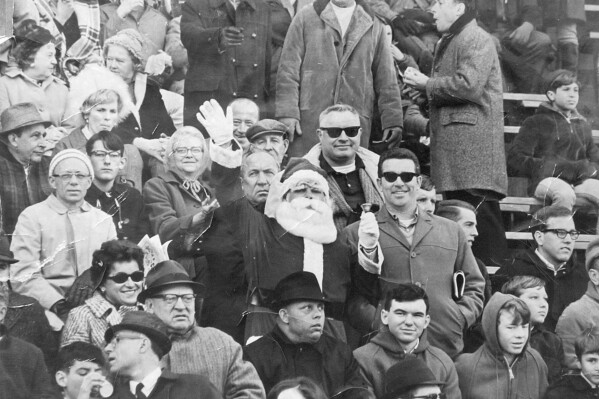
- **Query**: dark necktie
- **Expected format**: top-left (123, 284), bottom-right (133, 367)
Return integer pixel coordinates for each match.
top-left (135, 383), bottom-right (147, 399)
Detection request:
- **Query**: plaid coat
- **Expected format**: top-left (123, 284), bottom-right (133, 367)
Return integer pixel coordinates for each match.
top-left (0, 145), bottom-right (51, 236)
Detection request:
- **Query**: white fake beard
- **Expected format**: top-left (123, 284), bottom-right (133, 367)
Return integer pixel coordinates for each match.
top-left (275, 197), bottom-right (337, 244)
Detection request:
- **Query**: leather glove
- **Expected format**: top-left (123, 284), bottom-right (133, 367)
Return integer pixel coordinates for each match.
top-left (64, 269), bottom-right (95, 309)
top-left (392, 13), bottom-right (422, 36)
top-left (358, 212), bottom-right (380, 250)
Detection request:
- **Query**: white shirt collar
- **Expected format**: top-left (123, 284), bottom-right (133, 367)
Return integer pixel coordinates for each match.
top-left (129, 367), bottom-right (162, 397)
top-left (535, 249), bottom-right (565, 275)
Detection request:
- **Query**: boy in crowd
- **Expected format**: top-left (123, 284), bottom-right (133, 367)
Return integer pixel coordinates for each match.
top-left (455, 292), bottom-right (548, 399)
top-left (416, 175), bottom-right (436, 215)
top-left (546, 326), bottom-right (599, 398)
top-left (508, 70), bottom-right (599, 217)
top-left (55, 342), bottom-right (110, 399)
top-left (353, 284), bottom-right (460, 399)
top-left (502, 276), bottom-right (564, 383)
top-left (556, 237), bottom-right (599, 369)
top-left (85, 131), bottom-right (147, 243)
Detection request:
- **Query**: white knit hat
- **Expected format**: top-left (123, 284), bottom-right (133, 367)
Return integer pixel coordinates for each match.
top-left (49, 149), bottom-right (94, 180)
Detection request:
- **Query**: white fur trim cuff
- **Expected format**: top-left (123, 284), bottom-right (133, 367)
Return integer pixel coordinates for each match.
top-left (209, 140), bottom-right (243, 168)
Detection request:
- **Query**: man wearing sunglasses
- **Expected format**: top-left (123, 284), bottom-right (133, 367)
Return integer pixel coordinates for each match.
top-left (496, 205), bottom-right (588, 331)
top-left (303, 104), bottom-right (384, 231)
top-left (9, 149), bottom-right (117, 328)
top-left (345, 148), bottom-right (484, 358)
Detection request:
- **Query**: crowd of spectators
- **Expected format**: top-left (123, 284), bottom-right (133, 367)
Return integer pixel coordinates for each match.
top-left (1, 0), bottom-right (599, 398)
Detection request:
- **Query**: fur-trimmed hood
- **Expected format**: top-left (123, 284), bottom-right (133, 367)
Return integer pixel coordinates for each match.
top-left (62, 63), bottom-right (137, 131)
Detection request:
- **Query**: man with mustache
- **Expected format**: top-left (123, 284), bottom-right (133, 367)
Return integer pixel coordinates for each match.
top-left (495, 205), bottom-right (588, 331)
top-left (243, 271), bottom-right (371, 398)
top-left (199, 100), bottom-right (379, 341)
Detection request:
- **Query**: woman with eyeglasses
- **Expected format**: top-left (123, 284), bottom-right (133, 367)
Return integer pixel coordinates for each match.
top-left (142, 127), bottom-right (217, 280)
top-left (61, 240), bottom-right (144, 348)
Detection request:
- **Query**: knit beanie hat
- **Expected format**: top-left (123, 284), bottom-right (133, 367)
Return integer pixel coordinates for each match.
top-left (49, 149), bottom-right (95, 180)
top-left (586, 237), bottom-right (599, 271)
top-left (104, 29), bottom-right (146, 64)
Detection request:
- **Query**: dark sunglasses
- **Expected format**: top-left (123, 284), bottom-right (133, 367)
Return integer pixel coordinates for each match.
top-left (381, 172), bottom-right (419, 183)
top-left (319, 126), bottom-right (361, 138)
top-left (106, 271), bottom-right (144, 284)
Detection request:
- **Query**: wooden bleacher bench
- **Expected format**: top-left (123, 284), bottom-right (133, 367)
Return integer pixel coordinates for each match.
top-left (504, 126), bottom-right (599, 143)
top-left (502, 93), bottom-right (547, 108)
top-left (500, 196), bottom-right (596, 213)
top-left (505, 231), bottom-right (596, 250)
top-left (585, 4), bottom-right (599, 38)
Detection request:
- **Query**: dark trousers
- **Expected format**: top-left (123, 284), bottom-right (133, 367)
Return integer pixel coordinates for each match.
top-left (444, 190), bottom-right (509, 266)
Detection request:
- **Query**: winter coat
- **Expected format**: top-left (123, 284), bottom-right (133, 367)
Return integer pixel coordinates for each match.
top-left (541, 0), bottom-right (586, 27)
top-left (163, 326), bottom-right (265, 399)
top-left (530, 325), bottom-right (565, 384)
top-left (110, 370), bottom-right (223, 399)
top-left (426, 17), bottom-right (507, 196)
top-left (9, 194), bottom-right (117, 309)
top-left (545, 373), bottom-right (599, 399)
top-left (556, 283), bottom-right (599, 370)
top-left (344, 208), bottom-right (485, 358)
top-left (0, 68), bottom-right (68, 128)
top-left (455, 293), bottom-right (549, 399)
top-left (495, 249), bottom-right (588, 331)
top-left (0, 327), bottom-right (56, 399)
top-left (507, 103), bottom-right (599, 196)
top-left (276, 0), bottom-right (402, 156)
top-left (100, 3), bottom-right (174, 58)
top-left (0, 144), bottom-right (51, 236)
top-left (61, 292), bottom-right (138, 348)
top-left (476, 0), bottom-right (543, 31)
top-left (353, 329), bottom-right (461, 398)
top-left (244, 325), bottom-right (372, 397)
top-left (181, 0), bottom-right (271, 103)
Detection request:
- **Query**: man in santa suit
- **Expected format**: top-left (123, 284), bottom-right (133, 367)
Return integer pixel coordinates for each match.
top-left (198, 100), bottom-right (380, 343)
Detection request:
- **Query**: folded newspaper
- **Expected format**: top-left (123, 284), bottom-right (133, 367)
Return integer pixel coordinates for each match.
top-left (138, 235), bottom-right (172, 274)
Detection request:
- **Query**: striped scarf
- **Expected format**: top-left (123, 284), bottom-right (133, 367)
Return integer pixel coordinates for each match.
top-left (66, 0), bottom-right (101, 59)
top-left (327, 168), bottom-right (383, 231)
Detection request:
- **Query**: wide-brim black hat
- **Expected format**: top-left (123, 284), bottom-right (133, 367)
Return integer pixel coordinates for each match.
top-left (137, 260), bottom-right (205, 303)
top-left (272, 271), bottom-right (329, 309)
top-left (381, 356), bottom-right (444, 399)
top-left (104, 311), bottom-right (172, 356)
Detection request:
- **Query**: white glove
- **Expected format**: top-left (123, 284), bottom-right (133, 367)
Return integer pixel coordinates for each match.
top-left (358, 212), bottom-right (379, 249)
top-left (145, 51), bottom-right (172, 76)
top-left (196, 99), bottom-right (234, 146)
top-left (133, 137), bottom-right (166, 162)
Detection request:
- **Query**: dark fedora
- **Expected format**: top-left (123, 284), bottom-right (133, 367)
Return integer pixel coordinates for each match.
top-left (382, 356), bottom-right (444, 399)
top-left (273, 271), bottom-right (329, 309)
top-left (0, 103), bottom-right (51, 135)
top-left (105, 311), bottom-right (171, 356)
top-left (246, 119), bottom-right (288, 142)
top-left (137, 260), bottom-right (205, 303)
top-left (0, 233), bottom-right (17, 264)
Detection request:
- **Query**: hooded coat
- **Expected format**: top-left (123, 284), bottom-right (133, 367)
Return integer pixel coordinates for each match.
top-left (507, 102), bottom-right (599, 196)
top-left (495, 249), bottom-right (588, 331)
top-left (353, 329), bottom-right (461, 398)
top-left (455, 293), bottom-right (548, 399)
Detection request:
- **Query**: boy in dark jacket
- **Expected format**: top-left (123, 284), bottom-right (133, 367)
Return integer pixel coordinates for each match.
top-left (507, 70), bottom-right (599, 218)
top-left (502, 275), bottom-right (564, 383)
top-left (455, 293), bottom-right (548, 399)
top-left (546, 326), bottom-right (599, 398)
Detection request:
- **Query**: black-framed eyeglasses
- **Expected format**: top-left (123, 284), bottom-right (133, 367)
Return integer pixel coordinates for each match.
top-left (90, 150), bottom-right (122, 160)
top-left (406, 394), bottom-right (446, 399)
top-left (52, 173), bottom-right (91, 182)
top-left (542, 228), bottom-right (580, 240)
top-left (381, 172), bottom-right (419, 184)
top-left (151, 294), bottom-right (197, 305)
top-left (319, 126), bottom-right (361, 138)
top-left (106, 271), bottom-right (144, 284)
